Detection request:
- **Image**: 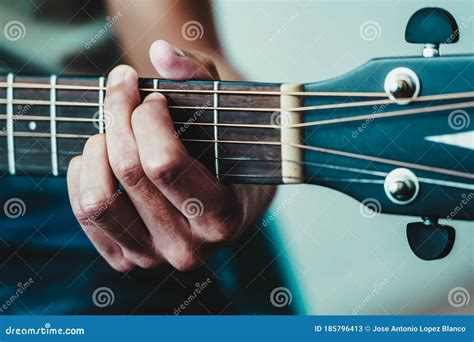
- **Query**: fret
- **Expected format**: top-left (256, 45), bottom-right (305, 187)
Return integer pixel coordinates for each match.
top-left (6, 73), bottom-right (15, 175)
top-left (10, 76), bottom-right (53, 174)
top-left (213, 81), bottom-right (220, 180)
top-left (0, 74), bottom-right (284, 183)
top-left (50, 75), bottom-right (58, 176)
top-left (55, 77), bottom-right (102, 173)
top-left (98, 77), bottom-right (105, 133)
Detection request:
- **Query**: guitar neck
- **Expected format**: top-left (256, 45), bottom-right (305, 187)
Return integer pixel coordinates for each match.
top-left (0, 73), bottom-right (301, 184)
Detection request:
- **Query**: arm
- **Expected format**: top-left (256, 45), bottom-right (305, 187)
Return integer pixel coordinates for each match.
top-left (106, 0), bottom-right (239, 80)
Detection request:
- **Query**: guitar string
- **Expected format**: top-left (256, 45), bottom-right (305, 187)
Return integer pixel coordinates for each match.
top-left (0, 82), bottom-right (388, 97)
top-left (1, 85), bottom-right (471, 180)
top-left (46, 152), bottom-right (474, 190)
top-left (3, 131), bottom-right (473, 180)
top-left (293, 100), bottom-right (474, 128)
top-left (0, 99), bottom-right (473, 130)
top-left (6, 152), bottom-right (473, 191)
top-left (293, 159), bottom-right (474, 190)
top-left (1, 82), bottom-right (473, 104)
top-left (0, 91), bottom-right (472, 114)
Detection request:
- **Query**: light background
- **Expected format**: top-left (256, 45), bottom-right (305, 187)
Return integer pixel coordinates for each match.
top-left (213, 0), bottom-right (473, 314)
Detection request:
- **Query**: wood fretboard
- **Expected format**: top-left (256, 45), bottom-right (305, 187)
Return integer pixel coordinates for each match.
top-left (0, 74), bottom-right (286, 184)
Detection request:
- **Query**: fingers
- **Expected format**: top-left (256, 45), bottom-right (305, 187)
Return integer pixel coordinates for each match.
top-left (105, 65), bottom-right (197, 270)
top-left (132, 93), bottom-right (241, 244)
top-left (67, 156), bottom-right (134, 273)
top-left (104, 65), bottom-right (144, 188)
top-left (149, 40), bottom-right (219, 80)
top-left (78, 134), bottom-right (162, 268)
top-left (148, 40), bottom-right (240, 241)
top-left (71, 54), bottom-right (242, 272)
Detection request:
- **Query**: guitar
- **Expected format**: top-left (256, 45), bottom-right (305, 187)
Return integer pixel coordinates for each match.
top-left (0, 8), bottom-right (472, 260)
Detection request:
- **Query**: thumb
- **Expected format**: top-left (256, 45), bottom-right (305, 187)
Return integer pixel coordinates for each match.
top-left (149, 40), bottom-right (219, 81)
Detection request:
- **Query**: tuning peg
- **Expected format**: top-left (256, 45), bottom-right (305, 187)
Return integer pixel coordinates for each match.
top-left (405, 7), bottom-right (459, 57)
top-left (406, 217), bottom-right (455, 260)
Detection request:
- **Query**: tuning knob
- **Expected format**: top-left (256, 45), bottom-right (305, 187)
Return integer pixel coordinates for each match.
top-left (407, 218), bottom-right (456, 260)
top-left (405, 7), bottom-right (459, 57)
top-left (387, 180), bottom-right (415, 201)
top-left (384, 168), bottom-right (419, 205)
top-left (384, 67), bottom-right (420, 105)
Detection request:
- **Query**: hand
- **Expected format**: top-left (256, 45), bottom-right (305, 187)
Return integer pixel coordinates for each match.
top-left (67, 40), bottom-right (276, 272)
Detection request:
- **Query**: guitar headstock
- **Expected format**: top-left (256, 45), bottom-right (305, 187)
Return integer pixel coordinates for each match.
top-left (303, 55), bottom-right (473, 220)
top-left (301, 7), bottom-right (473, 259)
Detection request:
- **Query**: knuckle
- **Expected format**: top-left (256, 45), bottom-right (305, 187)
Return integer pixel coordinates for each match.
top-left (205, 206), bottom-right (241, 243)
top-left (207, 224), bottom-right (236, 244)
top-left (123, 249), bottom-right (159, 269)
top-left (111, 154), bottom-right (145, 187)
top-left (71, 204), bottom-right (91, 226)
top-left (101, 246), bottom-right (133, 272)
top-left (166, 241), bottom-right (201, 272)
top-left (78, 188), bottom-right (112, 222)
top-left (134, 255), bottom-right (160, 269)
top-left (143, 152), bottom-right (182, 184)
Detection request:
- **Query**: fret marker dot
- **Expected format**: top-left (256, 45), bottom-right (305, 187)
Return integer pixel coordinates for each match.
top-left (28, 121), bottom-right (37, 131)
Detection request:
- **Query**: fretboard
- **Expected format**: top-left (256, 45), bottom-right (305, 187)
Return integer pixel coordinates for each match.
top-left (0, 74), bottom-right (288, 184)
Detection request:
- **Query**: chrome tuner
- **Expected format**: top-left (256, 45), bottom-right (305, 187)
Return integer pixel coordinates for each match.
top-left (384, 168), bottom-right (419, 205)
top-left (384, 67), bottom-right (420, 105)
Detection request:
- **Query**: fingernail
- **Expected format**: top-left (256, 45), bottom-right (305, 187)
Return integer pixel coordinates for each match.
top-left (108, 65), bottom-right (133, 86)
top-left (143, 92), bottom-right (165, 103)
top-left (174, 47), bottom-right (186, 57)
